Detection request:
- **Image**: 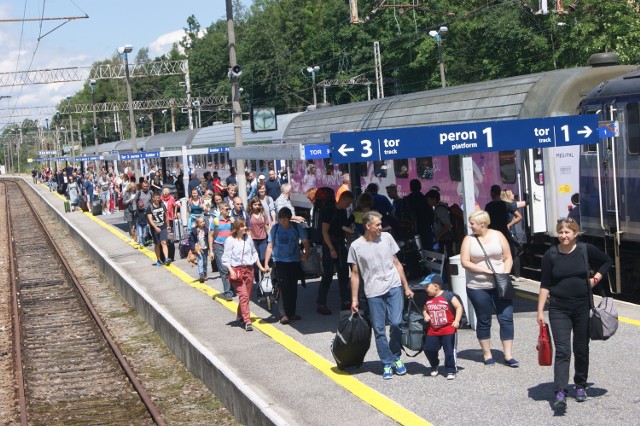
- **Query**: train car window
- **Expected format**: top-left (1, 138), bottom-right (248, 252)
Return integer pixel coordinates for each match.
top-left (499, 150), bottom-right (516, 184)
top-left (417, 157), bottom-right (434, 180)
top-left (394, 159), bottom-right (409, 178)
top-left (582, 143), bottom-right (597, 153)
top-left (448, 155), bottom-right (461, 182)
top-left (373, 161), bottom-right (387, 178)
top-left (339, 163), bottom-right (349, 174)
top-left (627, 102), bottom-right (640, 155)
top-left (533, 148), bottom-right (544, 185)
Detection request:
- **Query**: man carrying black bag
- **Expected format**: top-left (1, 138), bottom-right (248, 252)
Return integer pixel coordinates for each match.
top-left (348, 211), bottom-right (413, 380)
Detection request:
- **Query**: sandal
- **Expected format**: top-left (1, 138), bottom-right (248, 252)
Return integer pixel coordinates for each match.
top-left (280, 316), bottom-right (290, 325)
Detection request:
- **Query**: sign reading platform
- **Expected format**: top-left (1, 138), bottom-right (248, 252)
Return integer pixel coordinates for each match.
top-left (330, 114), bottom-right (598, 163)
top-left (119, 151), bottom-right (160, 161)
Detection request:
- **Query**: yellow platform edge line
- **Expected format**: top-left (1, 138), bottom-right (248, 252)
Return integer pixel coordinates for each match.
top-left (45, 187), bottom-right (429, 426)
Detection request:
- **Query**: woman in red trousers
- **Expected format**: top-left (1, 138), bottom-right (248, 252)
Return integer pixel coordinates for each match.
top-left (222, 218), bottom-right (267, 331)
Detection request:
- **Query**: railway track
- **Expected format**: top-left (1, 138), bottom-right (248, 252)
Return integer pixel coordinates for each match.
top-left (4, 180), bottom-right (164, 425)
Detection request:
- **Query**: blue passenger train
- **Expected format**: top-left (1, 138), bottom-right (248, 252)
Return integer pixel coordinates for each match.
top-left (579, 70), bottom-right (640, 293)
top-left (74, 52), bottom-right (639, 295)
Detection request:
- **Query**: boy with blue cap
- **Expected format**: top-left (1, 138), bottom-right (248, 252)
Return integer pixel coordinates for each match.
top-left (421, 273), bottom-right (463, 380)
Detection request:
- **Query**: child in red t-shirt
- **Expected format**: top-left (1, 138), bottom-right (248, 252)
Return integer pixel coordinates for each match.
top-left (422, 274), bottom-right (463, 380)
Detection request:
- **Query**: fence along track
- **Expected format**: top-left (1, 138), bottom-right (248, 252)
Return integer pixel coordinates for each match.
top-left (4, 180), bottom-right (164, 425)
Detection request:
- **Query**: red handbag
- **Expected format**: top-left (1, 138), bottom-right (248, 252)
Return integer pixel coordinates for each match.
top-left (537, 322), bottom-right (553, 366)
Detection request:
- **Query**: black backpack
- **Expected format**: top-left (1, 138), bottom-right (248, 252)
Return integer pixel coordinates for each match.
top-left (310, 187), bottom-right (336, 245)
top-left (449, 203), bottom-right (466, 246)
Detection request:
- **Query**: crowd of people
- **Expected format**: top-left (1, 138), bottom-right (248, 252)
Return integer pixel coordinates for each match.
top-left (33, 162), bottom-right (612, 409)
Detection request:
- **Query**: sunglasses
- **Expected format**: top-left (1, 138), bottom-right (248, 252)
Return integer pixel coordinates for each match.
top-left (557, 217), bottom-right (576, 223)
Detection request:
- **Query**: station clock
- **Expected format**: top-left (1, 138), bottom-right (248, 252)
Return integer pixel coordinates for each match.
top-left (251, 106), bottom-right (277, 132)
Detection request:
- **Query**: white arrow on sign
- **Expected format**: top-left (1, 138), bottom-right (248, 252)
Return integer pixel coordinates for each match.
top-left (338, 144), bottom-right (355, 157)
top-left (577, 126), bottom-right (592, 138)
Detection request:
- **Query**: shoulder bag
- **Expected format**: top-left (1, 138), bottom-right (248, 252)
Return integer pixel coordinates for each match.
top-left (578, 243), bottom-right (618, 341)
top-left (474, 235), bottom-right (514, 299)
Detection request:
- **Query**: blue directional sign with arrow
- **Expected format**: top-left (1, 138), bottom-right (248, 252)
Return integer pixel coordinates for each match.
top-left (330, 114), bottom-right (598, 164)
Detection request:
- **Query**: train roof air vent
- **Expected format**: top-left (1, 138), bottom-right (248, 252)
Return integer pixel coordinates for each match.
top-left (589, 52), bottom-right (620, 67)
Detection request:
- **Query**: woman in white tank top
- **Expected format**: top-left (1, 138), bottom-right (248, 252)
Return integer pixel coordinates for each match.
top-left (460, 210), bottom-right (517, 367)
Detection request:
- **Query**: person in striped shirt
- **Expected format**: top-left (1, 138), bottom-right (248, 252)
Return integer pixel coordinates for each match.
top-left (209, 201), bottom-right (234, 301)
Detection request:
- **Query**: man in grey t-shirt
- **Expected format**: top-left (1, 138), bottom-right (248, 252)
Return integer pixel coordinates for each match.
top-left (348, 211), bottom-right (413, 380)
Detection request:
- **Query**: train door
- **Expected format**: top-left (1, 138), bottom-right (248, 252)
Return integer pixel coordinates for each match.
top-left (524, 148), bottom-right (547, 234)
top-left (622, 102), bottom-right (640, 235)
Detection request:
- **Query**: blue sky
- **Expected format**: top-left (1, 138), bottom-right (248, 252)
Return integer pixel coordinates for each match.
top-left (0, 0), bottom-right (251, 126)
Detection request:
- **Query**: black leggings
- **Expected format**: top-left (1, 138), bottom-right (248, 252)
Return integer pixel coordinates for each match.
top-left (273, 261), bottom-right (302, 318)
top-left (549, 297), bottom-right (590, 392)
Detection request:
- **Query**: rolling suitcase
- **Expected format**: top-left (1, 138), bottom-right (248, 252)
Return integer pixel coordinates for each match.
top-left (160, 240), bottom-right (176, 263)
top-left (179, 238), bottom-right (191, 259)
top-left (79, 195), bottom-right (89, 212)
top-left (331, 311), bottom-right (371, 369)
top-left (92, 201), bottom-right (102, 216)
top-left (63, 200), bottom-right (71, 213)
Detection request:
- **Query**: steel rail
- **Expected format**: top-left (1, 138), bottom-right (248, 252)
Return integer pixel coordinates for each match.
top-left (5, 183), bottom-right (28, 426)
top-left (5, 179), bottom-right (166, 426)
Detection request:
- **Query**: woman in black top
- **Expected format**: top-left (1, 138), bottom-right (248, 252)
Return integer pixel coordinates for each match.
top-left (537, 218), bottom-right (612, 410)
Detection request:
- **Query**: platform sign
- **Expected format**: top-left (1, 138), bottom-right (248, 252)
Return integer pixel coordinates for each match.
top-left (119, 151), bottom-right (160, 160)
top-left (208, 147), bottom-right (230, 154)
top-left (330, 114), bottom-right (599, 164)
top-left (598, 121), bottom-right (619, 138)
top-left (38, 150), bottom-right (57, 156)
top-left (303, 144), bottom-right (331, 160)
top-left (76, 155), bottom-right (103, 161)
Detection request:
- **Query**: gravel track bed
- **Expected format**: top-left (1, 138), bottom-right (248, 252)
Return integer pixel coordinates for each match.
top-left (1, 179), bottom-right (240, 426)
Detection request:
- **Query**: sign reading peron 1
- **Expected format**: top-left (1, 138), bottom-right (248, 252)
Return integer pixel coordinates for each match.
top-left (329, 114), bottom-right (599, 164)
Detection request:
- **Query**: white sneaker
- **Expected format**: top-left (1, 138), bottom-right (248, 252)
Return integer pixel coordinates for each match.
top-left (447, 373), bottom-right (456, 380)
top-left (429, 368), bottom-right (439, 377)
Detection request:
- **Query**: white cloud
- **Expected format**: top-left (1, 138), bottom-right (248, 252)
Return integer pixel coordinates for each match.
top-left (148, 28), bottom-right (207, 57)
top-left (149, 30), bottom-right (185, 57)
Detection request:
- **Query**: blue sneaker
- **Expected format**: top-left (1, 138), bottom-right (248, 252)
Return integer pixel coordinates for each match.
top-left (382, 365), bottom-right (393, 380)
top-left (394, 357), bottom-right (407, 375)
top-left (153, 261), bottom-right (163, 266)
top-left (164, 258), bottom-right (172, 266)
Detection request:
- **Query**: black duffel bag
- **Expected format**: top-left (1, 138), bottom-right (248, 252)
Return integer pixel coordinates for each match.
top-left (331, 311), bottom-right (371, 370)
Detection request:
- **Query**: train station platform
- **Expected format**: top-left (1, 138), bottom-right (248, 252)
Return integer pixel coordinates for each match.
top-left (27, 179), bottom-right (640, 425)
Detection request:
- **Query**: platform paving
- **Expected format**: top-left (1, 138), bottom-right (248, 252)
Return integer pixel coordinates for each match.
top-left (26, 179), bottom-right (640, 425)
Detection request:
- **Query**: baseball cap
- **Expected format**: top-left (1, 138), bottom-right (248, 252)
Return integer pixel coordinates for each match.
top-left (420, 273), bottom-right (443, 287)
top-left (258, 174), bottom-right (266, 180)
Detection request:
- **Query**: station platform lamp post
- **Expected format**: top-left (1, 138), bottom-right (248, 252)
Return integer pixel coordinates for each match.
top-left (162, 109), bottom-right (168, 133)
top-left (429, 26), bottom-right (448, 88)
top-left (66, 95), bottom-right (76, 166)
top-left (306, 66), bottom-right (320, 107)
top-left (119, 44), bottom-right (139, 180)
top-left (90, 79), bottom-right (99, 156)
